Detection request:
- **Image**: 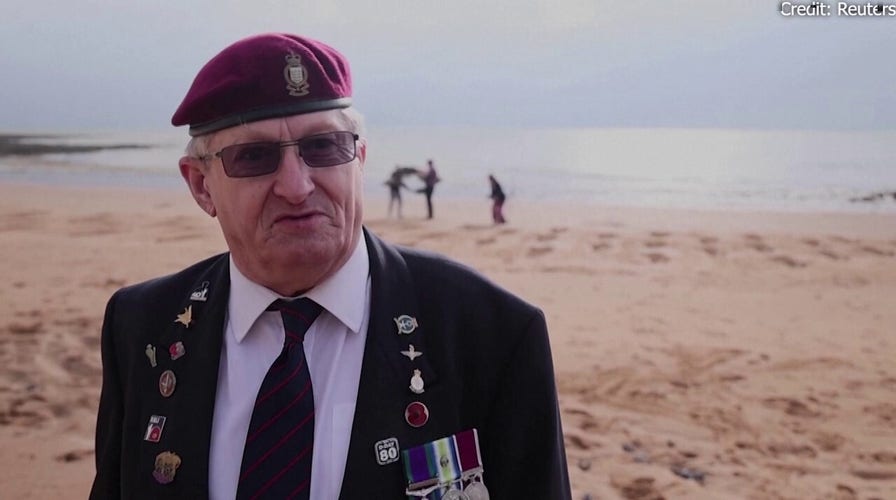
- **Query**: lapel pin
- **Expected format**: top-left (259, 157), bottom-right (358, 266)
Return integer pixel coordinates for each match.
top-left (401, 344), bottom-right (423, 361)
top-left (394, 315), bottom-right (419, 335)
top-left (159, 370), bottom-right (177, 398)
top-left (190, 281), bottom-right (209, 302)
top-left (405, 401), bottom-right (429, 428)
top-left (410, 369), bottom-right (425, 394)
top-left (144, 415), bottom-right (167, 442)
top-left (145, 344), bottom-right (157, 367)
top-left (374, 437), bottom-right (400, 465)
top-left (169, 341), bottom-right (185, 361)
top-left (175, 305), bottom-right (193, 328)
top-left (153, 451), bottom-right (181, 485)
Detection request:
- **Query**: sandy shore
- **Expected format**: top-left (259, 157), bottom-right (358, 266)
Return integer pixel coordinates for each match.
top-left (1, 181), bottom-right (895, 499)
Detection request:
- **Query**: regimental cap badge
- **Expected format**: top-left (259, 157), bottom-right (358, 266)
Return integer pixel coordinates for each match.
top-left (153, 451), bottom-right (182, 485)
top-left (394, 315), bottom-right (419, 335)
top-left (284, 52), bottom-right (310, 96)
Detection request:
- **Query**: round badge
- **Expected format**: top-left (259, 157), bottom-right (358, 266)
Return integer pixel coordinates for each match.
top-left (159, 370), bottom-right (177, 398)
top-left (404, 401), bottom-right (429, 428)
top-left (394, 315), bottom-right (419, 335)
top-left (464, 481), bottom-right (490, 500)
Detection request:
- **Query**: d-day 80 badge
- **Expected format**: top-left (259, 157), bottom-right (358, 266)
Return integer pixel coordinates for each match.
top-left (374, 437), bottom-right (400, 465)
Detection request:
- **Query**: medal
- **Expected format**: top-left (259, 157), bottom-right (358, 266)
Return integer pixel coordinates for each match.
top-left (159, 370), bottom-right (177, 398)
top-left (145, 344), bottom-right (157, 367)
top-left (152, 451), bottom-right (181, 484)
top-left (464, 480), bottom-right (490, 500)
top-left (402, 429), bottom-right (489, 498)
top-left (410, 369), bottom-right (425, 394)
top-left (442, 487), bottom-right (470, 500)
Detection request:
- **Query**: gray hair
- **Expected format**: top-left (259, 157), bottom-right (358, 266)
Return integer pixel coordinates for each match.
top-left (184, 107), bottom-right (365, 158)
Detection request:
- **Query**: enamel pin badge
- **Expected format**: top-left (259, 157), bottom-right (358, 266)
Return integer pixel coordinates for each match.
top-left (174, 306), bottom-right (193, 328)
top-left (405, 401), bottom-right (429, 428)
top-left (410, 369), bottom-right (425, 394)
top-left (153, 451), bottom-right (181, 485)
top-left (145, 344), bottom-right (157, 367)
top-left (190, 281), bottom-right (209, 302)
top-left (394, 315), bottom-right (418, 335)
top-left (401, 344), bottom-right (423, 361)
top-left (169, 341), bottom-right (185, 361)
top-left (144, 415), bottom-right (166, 442)
top-left (375, 437), bottom-right (400, 466)
top-left (159, 370), bottom-right (177, 398)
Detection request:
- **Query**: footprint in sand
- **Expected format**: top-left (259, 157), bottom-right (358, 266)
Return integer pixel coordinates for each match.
top-left (742, 233), bottom-right (773, 252)
top-left (859, 245), bottom-right (895, 257)
top-left (527, 246), bottom-right (553, 257)
top-left (645, 252), bottom-right (669, 263)
top-left (0, 210), bottom-right (49, 232)
top-left (612, 476), bottom-right (664, 500)
top-left (770, 255), bottom-right (807, 268)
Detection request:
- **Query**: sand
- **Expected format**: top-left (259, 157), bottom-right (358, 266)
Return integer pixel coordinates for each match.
top-left (1, 180), bottom-right (895, 499)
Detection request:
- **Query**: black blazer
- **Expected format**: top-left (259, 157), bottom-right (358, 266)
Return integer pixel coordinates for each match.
top-left (91, 229), bottom-right (571, 499)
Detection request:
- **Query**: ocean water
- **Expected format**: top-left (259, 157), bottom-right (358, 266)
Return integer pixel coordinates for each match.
top-left (2, 127), bottom-right (895, 213)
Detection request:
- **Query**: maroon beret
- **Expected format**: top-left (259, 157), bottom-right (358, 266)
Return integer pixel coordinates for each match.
top-left (171, 33), bottom-right (352, 136)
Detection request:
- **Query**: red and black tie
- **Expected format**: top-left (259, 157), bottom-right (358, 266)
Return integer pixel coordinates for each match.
top-left (236, 298), bottom-right (322, 500)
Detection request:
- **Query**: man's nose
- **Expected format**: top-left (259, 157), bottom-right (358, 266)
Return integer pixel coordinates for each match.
top-left (272, 145), bottom-right (315, 202)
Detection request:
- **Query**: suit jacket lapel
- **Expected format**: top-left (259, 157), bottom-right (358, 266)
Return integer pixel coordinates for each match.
top-left (147, 255), bottom-right (229, 497)
top-left (340, 230), bottom-right (447, 498)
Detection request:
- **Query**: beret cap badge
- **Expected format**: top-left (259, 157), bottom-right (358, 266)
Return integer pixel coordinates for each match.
top-left (284, 52), bottom-right (310, 96)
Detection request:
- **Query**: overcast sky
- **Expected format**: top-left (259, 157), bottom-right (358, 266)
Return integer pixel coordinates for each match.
top-left (1, 1), bottom-right (894, 131)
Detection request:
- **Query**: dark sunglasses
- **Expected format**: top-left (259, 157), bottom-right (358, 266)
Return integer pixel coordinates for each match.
top-left (199, 131), bottom-right (360, 178)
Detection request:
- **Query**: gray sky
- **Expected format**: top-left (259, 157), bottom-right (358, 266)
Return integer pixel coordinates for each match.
top-left (1, 1), bottom-right (894, 131)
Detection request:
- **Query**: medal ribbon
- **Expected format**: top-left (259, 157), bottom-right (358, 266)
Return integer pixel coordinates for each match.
top-left (403, 428), bottom-right (482, 497)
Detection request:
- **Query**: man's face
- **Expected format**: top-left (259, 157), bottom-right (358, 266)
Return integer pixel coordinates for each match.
top-left (180, 109), bottom-right (366, 295)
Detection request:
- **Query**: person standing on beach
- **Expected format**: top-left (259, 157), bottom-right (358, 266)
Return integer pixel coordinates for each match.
top-left (90, 33), bottom-right (570, 500)
top-left (417, 158), bottom-right (440, 219)
top-left (488, 174), bottom-right (507, 224)
top-left (384, 166), bottom-right (411, 219)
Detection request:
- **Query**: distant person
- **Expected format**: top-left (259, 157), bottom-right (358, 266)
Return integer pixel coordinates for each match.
top-left (417, 159), bottom-right (440, 219)
top-left (384, 166), bottom-right (412, 218)
top-left (488, 174), bottom-right (507, 224)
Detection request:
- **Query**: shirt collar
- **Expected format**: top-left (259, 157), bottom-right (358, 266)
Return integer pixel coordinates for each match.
top-left (228, 237), bottom-right (370, 343)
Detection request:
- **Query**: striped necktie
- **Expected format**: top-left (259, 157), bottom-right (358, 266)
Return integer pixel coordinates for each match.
top-left (236, 298), bottom-right (322, 500)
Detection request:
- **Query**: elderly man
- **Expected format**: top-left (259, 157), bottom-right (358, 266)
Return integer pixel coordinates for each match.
top-left (90, 33), bottom-right (570, 500)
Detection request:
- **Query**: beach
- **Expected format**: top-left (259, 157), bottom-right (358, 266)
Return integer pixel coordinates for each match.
top-left (1, 180), bottom-right (895, 499)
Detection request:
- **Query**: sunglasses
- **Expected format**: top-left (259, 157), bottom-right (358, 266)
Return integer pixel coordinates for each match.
top-left (199, 131), bottom-right (360, 178)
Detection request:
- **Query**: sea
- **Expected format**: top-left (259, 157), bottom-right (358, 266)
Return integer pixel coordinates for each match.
top-left (2, 126), bottom-right (895, 214)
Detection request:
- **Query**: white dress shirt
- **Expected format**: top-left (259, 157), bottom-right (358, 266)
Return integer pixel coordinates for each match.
top-left (209, 239), bottom-right (370, 500)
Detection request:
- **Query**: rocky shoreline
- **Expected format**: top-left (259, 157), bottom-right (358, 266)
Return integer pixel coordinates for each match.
top-left (0, 133), bottom-right (149, 157)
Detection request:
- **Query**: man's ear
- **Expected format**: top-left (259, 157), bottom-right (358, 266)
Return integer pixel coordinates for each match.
top-left (179, 156), bottom-right (217, 217)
